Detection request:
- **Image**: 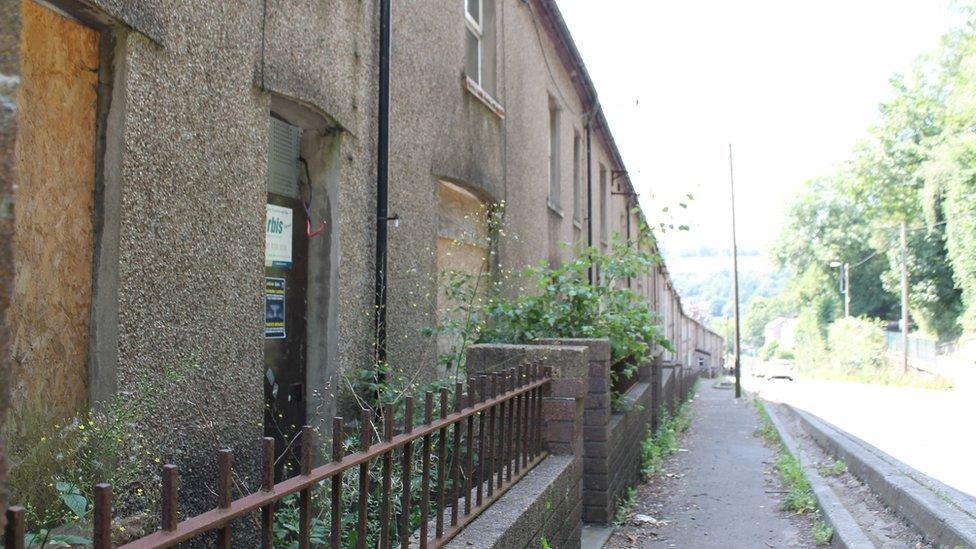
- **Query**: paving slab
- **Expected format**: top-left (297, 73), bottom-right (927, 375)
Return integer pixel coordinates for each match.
top-left (607, 382), bottom-right (814, 548)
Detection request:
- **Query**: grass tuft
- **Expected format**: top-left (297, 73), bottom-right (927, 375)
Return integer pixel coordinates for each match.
top-left (613, 487), bottom-right (639, 526)
top-left (820, 459), bottom-right (847, 477)
top-left (811, 519), bottom-right (834, 545)
top-left (640, 381), bottom-right (697, 478)
top-left (755, 399), bottom-right (833, 546)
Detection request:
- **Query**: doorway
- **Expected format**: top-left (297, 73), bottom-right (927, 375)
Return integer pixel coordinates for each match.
top-left (264, 117), bottom-right (309, 478)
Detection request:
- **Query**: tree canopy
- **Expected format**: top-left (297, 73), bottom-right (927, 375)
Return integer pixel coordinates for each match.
top-left (770, 4), bottom-right (976, 342)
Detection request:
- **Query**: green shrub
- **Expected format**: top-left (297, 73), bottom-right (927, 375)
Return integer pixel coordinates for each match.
top-left (794, 307), bottom-right (830, 372)
top-left (759, 340), bottom-right (780, 361)
top-left (826, 317), bottom-right (887, 372)
top-left (425, 238), bottom-right (672, 376)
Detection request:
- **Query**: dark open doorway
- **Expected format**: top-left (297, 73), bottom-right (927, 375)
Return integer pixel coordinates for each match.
top-left (264, 116), bottom-right (309, 479)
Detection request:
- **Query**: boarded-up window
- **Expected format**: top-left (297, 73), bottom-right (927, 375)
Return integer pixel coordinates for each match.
top-left (436, 181), bottom-right (489, 366)
top-left (10, 0), bottom-right (100, 426)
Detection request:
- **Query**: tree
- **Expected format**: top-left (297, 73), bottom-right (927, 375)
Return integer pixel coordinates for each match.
top-left (773, 11), bottom-right (976, 340)
top-left (742, 296), bottom-right (783, 350)
top-left (920, 11), bottom-right (976, 330)
top-left (774, 176), bottom-right (898, 321)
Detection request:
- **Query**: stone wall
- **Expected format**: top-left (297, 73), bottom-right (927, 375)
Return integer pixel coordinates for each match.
top-left (535, 338), bottom-right (615, 523)
top-left (603, 380), bottom-right (656, 522)
top-left (446, 455), bottom-right (582, 549)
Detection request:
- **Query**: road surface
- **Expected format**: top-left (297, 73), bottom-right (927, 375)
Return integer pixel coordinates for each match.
top-left (751, 374), bottom-right (976, 499)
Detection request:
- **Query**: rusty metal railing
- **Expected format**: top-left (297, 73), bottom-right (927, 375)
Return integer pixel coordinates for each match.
top-left (3, 364), bottom-right (551, 548)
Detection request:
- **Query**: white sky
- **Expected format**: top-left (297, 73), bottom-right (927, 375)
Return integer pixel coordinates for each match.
top-left (558, 0), bottom-right (958, 257)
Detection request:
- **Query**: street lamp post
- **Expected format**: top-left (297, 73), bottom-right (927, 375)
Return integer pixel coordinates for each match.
top-left (830, 261), bottom-right (850, 318)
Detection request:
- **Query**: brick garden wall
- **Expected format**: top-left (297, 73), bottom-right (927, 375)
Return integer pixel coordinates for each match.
top-left (463, 343), bottom-right (588, 548)
top-left (603, 380), bottom-right (655, 522)
top-left (460, 340), bottom-right (700, 547)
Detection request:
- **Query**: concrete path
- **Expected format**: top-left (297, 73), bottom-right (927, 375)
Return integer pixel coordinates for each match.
top-left (608, 382), bottom-right (812, 548)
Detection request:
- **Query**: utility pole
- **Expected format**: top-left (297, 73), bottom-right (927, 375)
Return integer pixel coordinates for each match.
top-left (728, 144), bottom-right (742, 399)
top-left (900, 220), bottom-right (910, 374)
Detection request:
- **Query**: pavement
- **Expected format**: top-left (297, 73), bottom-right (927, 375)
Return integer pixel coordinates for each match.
top-left (752, 375), bottom-right (976, 499)
top-left (617, 381), bottom-right (811, 548)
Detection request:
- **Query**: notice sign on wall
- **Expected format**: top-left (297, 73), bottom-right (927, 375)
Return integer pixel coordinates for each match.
top-left (265, 204), bottom-right (293, 268)
top-left (265, 277), bottom-right (286, 339)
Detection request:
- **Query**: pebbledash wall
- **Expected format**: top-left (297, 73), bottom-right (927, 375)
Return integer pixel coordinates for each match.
top-left (4, 0), bottom-right (380, 517)
top-left (385, 0), bottom-right (725, 383)
top-left (1, 0), bottom-right (722, 524)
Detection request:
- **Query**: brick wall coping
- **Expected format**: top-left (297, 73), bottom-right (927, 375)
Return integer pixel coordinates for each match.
top-left (444, 455), bottom-right (579, 548)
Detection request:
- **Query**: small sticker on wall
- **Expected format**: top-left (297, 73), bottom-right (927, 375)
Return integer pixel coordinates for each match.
top-left (265, 277), bottom-right (286, 339)
top-left (265, 204), bottom-right (293, 268)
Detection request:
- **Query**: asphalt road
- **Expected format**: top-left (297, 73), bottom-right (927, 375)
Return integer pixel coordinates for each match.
top-left (750, 373), bottom-right (976, 499)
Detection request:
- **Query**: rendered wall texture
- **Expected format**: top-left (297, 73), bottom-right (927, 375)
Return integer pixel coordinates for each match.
top-left (2, 0), bottom-right (377, 521)
top-left (96, 0), bottom-right (377, 518)
top-left (9, 0), bottom-right (99, 427)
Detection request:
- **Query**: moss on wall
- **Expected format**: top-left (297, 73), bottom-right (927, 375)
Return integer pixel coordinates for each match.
top-left (9, 0), bottom-right (99, 430)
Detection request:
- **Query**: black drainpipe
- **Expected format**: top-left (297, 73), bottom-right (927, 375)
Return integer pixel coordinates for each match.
top-left (626, 195), bottom-right (632, 288)
top-left (374, 0), bottom-right (391, 373)
top-left (585, 114), bottom-right (593, 284)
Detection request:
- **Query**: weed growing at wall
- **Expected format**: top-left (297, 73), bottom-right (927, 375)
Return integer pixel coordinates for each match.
top-left (4, 356), bottom-right (210, 545)
top-left (820, 459), bottom-right (847, 477)
top-left (613, 487), bottom-right (638, 526)
top-left (640, 385), bottom-right (695, 478)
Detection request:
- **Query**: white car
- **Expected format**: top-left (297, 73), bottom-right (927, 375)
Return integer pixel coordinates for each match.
top-left (752, 359), bottom-right (795, 381)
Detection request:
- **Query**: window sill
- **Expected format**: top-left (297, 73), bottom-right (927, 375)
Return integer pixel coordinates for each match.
top-left (547, 202), bottom-right (564, 218)
top-left (463, 75), bottom-right (505, 119)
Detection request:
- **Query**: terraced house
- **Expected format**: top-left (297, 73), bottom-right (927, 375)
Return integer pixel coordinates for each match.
top-left (0, 0), bottom-right (722, 546)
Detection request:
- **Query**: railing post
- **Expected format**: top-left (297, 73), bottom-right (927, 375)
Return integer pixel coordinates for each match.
top-left (161, 464), bottom-right (179, 532)
top-left (5, 506), bottom-right (25, 549)
top-left (93, 483), bottom-right (112, 549)
top-left (216, 449), bottom-right (233, 549)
